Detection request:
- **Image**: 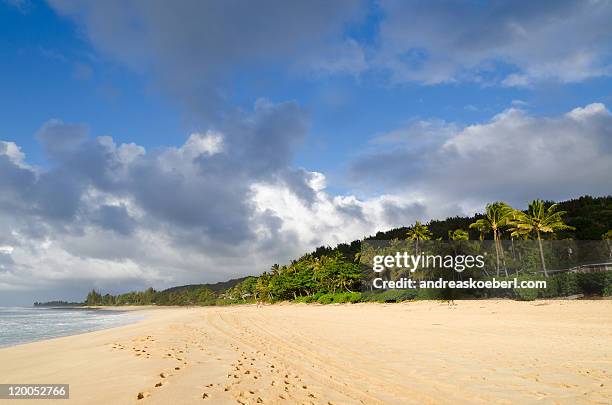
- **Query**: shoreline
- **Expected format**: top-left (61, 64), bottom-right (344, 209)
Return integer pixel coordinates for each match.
top-left (2, 298), bottom-right (607, 349)
top-left (1, 301), bottom-right (611, 404)
top-left (0, 306), bottom-right (152, 350)
top-left (2, 297), bottom-right (609, 349)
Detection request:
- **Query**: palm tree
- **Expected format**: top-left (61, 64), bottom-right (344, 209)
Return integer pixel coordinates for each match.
top-left (514, 200), bottom-right (575, 277)
top-left (449, 229), bottom-right (469, 241)
top-left (506, 213), bottom-right (531, 268)
top-left (406, 221), bottom-right (432, 253)
top-left (470, 220), bottom-right (488, 241)
top-left (469, 202), bottom-right (514, 276)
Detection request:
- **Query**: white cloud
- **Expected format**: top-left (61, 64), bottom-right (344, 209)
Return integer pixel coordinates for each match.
top-left (351, 103), bottom-right (612, 212)
top-left (373, 0), bottom-right (612, 85)
top-left (182, 131), bottom-right (224, 157)
top-left (0, 141), bottom-right (29, 168)
top-left (0, 122), bottom-right (430, 301)
top-left (251, 175), bottom-right (427, 249)
top-left (2, 103), bottom-right (611, 304)
top-left (566, 102), bottom-right (608, 121)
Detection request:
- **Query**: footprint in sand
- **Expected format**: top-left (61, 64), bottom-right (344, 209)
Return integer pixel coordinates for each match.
top-left (137, 391), bottom-right (150, 400)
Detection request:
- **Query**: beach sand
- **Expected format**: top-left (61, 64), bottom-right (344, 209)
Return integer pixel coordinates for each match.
top-left (1, 300), bottom-right (611, 404)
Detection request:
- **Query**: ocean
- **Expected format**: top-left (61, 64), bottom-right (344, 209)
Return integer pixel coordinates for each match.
top-left (0, 307), bottom-right (141, 348)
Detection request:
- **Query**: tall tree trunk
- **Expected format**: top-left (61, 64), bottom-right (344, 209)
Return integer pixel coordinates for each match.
top-left (493, 230), bottom-right (500, 277)
top-left (517, 242), bottom-right (523, 272)
top-left (498, 233), bottom-right (508, 277)
top-left (537, 230), bottom-right (548, 277)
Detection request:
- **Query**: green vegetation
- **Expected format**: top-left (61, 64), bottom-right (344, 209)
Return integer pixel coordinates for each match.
top-left (470, 201), bottom-right (514, 276)
top-left (510, 271), bottom-right (612, 301)
top-left (406, 220), bottom-right (432, 253)
top-left (33, 301), bottom-right (84, 307)
top-left (512, 200), bottom-right (575, 277)
top-left (80, 195), bottom-right (612, 306)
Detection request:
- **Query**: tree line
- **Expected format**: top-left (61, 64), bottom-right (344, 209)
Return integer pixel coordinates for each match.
top-left (83, 196), bottom-right (612, 306)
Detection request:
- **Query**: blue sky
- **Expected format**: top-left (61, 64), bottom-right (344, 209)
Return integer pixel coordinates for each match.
top-left (0, 1), bottom-right (181, 165)
top-left (3, 0), bottom-right (611, 179)
top-left (1, 0), bottom-right (611, 304)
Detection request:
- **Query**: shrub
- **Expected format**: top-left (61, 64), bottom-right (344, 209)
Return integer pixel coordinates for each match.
top-left (555, 272), bottom-right (581, 296)
top-left (294, 295), bottom-right (315, 303)
top-left (315, 292), bottom-right (362, 304)
top-left (537, 275), bottom-right (560, 298)
top-left (577, 271), bottom-right (609, 295)
top-left (415, 288), bottom-right (447, 300)
top-left (514, 287), bottom-right (538, 301)
top-left (360, 290), bottom-right (417, 303)
top-left (339, 292), bottom-right (363, 303)
top-left (603, 272), bottom-right (612, 296)
top-left (513, 274), bottom-right (539, 301)
top-left (316, 294), bottom-right (334, 304)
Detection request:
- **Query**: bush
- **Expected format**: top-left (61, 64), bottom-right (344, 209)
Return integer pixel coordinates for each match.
top-left (604, 272), bottom-right (612, 296)
top-left (513, 274), bottom-right (539, 301)
top-left (512, 271), bottom-right (612, 299)
top-left (415, 288), bottom-right (447, 300)
top-left (360, 290), bottom-right (417, 303)
top-left (538, 275), bottom-right (560, 298)
top-left (339, 292), bottom-right (363, 303)
top-left (555, 272), bottom-right (581, 296)
top-left (315, 292), bottom-right (362, 304)
top-left (294, 295), bottom-right (316, 303)
top-left (577, 271), bottom-right (609, 295)
top-left (514, 287), bottom-right (538, 301)
top-left (317, 294), bottom-right (335, 304)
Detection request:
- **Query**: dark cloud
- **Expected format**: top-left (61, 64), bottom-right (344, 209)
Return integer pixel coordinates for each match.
top-left (334, 199), bottom-right (366, 222)
top-left (36, 119), bottom-right (88, 160)
top-left (382, 201), bottom-right (426, 225)
top-left (48, 0), bottom-right (365, 118)
top-left (0, 155), bottom-right (36, 208)
top-left (0, 252), bottom-right (14, 273)
top-left (376, 0), bottom-right (612, 84)
top-left (276, 168), bottom-right (319, 205)
top-left (46, 0), bottom-right (612, 90)
top-left (90, 205), bottom-right (135, 236)
top-left (0, 99), bottom-right (323, 300)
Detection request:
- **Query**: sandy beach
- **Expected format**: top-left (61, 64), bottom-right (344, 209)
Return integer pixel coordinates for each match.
top-left (1, 300), bottom-right (611, 404)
